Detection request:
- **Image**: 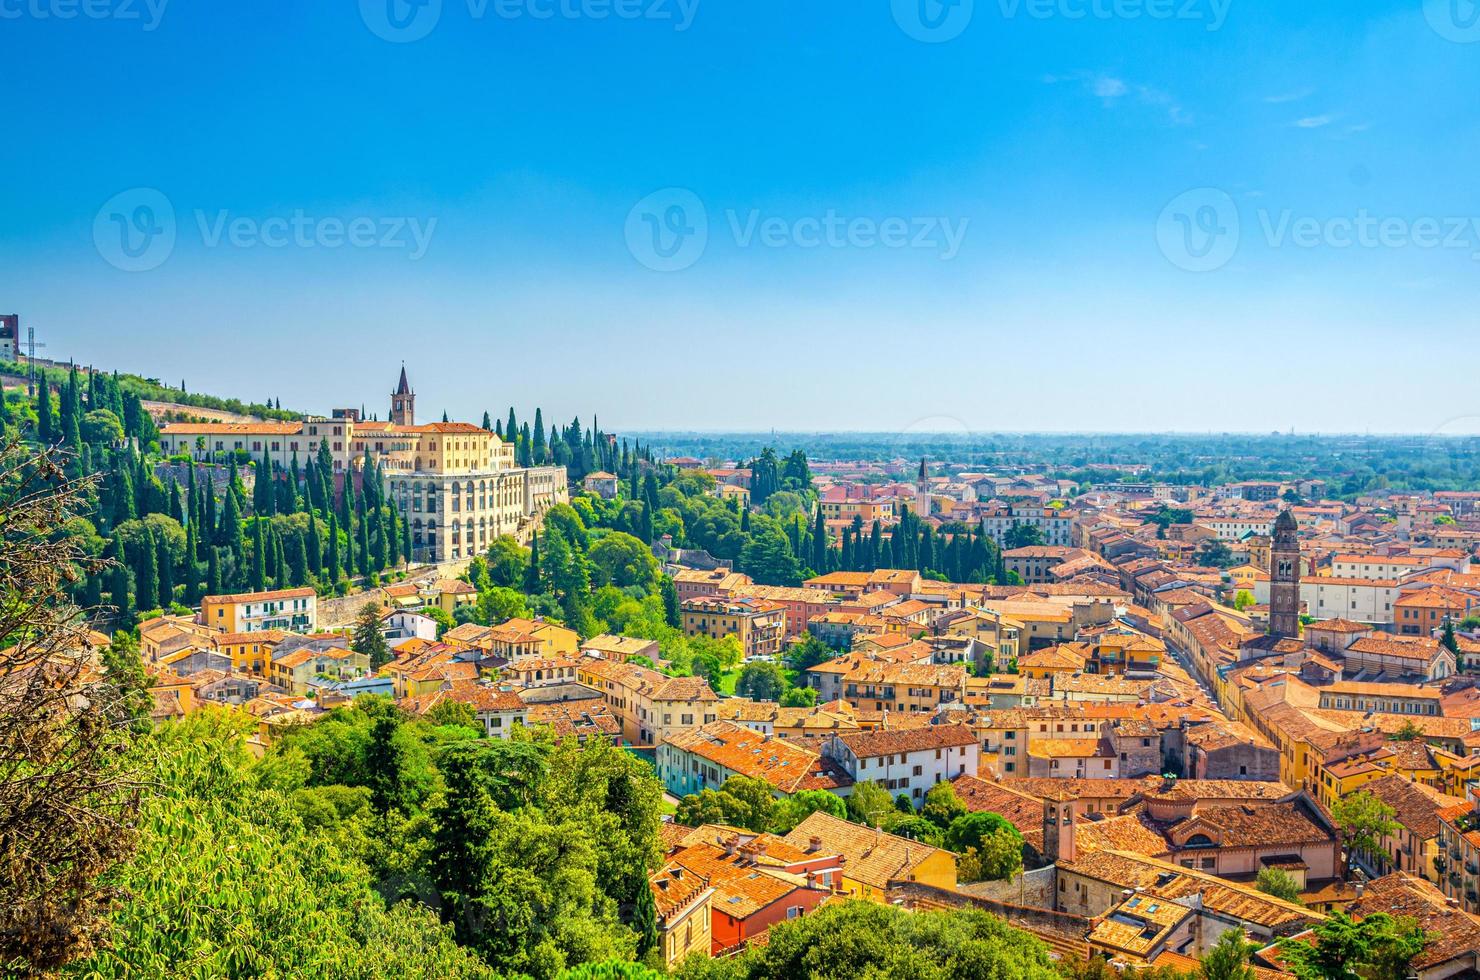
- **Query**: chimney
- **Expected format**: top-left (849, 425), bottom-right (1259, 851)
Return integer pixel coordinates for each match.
top-left (723, 835), bottom-right (738, 857)
top-left (1353, 881), bottom-right (1365, 900)
top-left (808, 835), bottom-right (823, 853)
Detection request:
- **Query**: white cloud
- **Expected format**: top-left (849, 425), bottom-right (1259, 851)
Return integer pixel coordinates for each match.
top-left (1294, 115), bottom-right (1334, 128)
top-left (1094, 77), bottom-right (1128, 98)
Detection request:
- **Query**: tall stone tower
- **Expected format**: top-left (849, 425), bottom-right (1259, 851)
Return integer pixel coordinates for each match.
top-left (390, 364), bottom-right (415, 427)
top-left (1269, 508), bottom-right (1301, 638)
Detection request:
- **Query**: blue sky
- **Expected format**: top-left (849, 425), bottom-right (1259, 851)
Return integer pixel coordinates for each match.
top-left (4, 0), bottom-right (1479, 433)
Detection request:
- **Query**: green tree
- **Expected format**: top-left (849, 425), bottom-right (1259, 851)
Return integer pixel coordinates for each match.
top-left (353, 602), bottom-right (391, 670)
top-left (1277, 910), bottom-right (1426, 980)
top-left (673, 900), bottom-right (1057, 980)
top-left (734, 661), bottom-right (786, 701)
top-left (675, 776), bottom-right (777, 833)
top-left (922, 782), bottom-right (967, 830)
top-left (1330, 790), bottom-right (1399, 860)
top-left (588, 532), bottom-right (658, 590)
top-left (889, 816), bottom-right (945, 847)
top-left (784, 634), bottom-right (835, 673)
top-left (1200, 927), bottom-right (1258, 980)
top-left (1255, 867), bottom-right (1302, 903)
top-left (632, 879), bottom-right (659, 961)
top-left (771, 789), bottom-right (847, 834)
top-left (845, 780), bottom-right (895, 828)
top-left (779, 686), bottom-right (817, 708)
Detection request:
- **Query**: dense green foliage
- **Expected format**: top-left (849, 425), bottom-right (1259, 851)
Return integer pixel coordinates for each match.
top-left (673, 900), bottom-right (1059, 980)
top-left (63, 698), bottom-right (669, 979)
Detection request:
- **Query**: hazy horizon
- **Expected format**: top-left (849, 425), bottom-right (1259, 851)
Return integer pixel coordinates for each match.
top-left (8, 0), bottom-right (1480, 433)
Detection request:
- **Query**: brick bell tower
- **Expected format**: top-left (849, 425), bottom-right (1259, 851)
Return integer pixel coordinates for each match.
top-left (390, 364), bottom-right (415, 427)
top-left (1269, 508), bottom-right (1301, 638)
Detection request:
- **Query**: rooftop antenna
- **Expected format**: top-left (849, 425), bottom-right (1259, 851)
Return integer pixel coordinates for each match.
top-left (25, 325), bottom-right (47, 396)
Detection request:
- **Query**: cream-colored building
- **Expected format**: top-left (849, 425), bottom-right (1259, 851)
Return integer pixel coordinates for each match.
top-left (160, 368), bottom-right (568, 563)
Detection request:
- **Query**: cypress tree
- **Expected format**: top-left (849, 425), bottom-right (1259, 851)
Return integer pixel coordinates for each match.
top-left (155, 532), bottom-right (174, 609)
top-left (287, 531), bottom-right (307, 586)
top-left (166, 476), bottom-right (184, 523)
top-left (135, 530), bottom-right (159, 613)
top-left (532, 408), bottom-right (546, 463)
top-left (251, 520), bottom-right (266, 591)
top-left (811, 508), bottom-right (828, 572)
top-left (327, 513), bottom-right (342, 583)
top-left (307, 514), bottom-right (322, 576)
top-left (523, 531), bottom-right (540, 594)
top-left (219, 481), bottom-right (242, 553)
top-left (111, 463), bottom-right (136, 526)
top-left (481, 410), bottom-right (492, 431)
top-left (36, 381), bottom-right (53, 443)
top-left (254, 451), bottom-right (274, 516)
top-left (110, 563), bottom-right (134, 629)
top-left (207, 545), bottom-right (223, 597)
top-left (358, 518), bottom-right (371, 576)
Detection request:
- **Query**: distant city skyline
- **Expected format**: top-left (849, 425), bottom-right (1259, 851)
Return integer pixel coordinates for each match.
top-left (6, 0), bottom-right (1479, 432)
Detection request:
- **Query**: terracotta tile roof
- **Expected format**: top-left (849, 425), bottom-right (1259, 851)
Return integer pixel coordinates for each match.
top-left (834, 724), bottom-right (977, 758)
top-left (949, 775), bottom-right (1044, 833)
top-left (664, 721), bottom-right (852, 794)
top-left (204, 586), bottom-right (317, 604)
top-left (1059, 850), bottom-right (1320, 932)
top-left (1360, 775), bottom-right (1466, 841)
top-left (667, 843), bottom-right (808, 919)
top-left (1346, 873), bottom-right (1480, 971)
top-left (781, 811), bottom-right (953, 892)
